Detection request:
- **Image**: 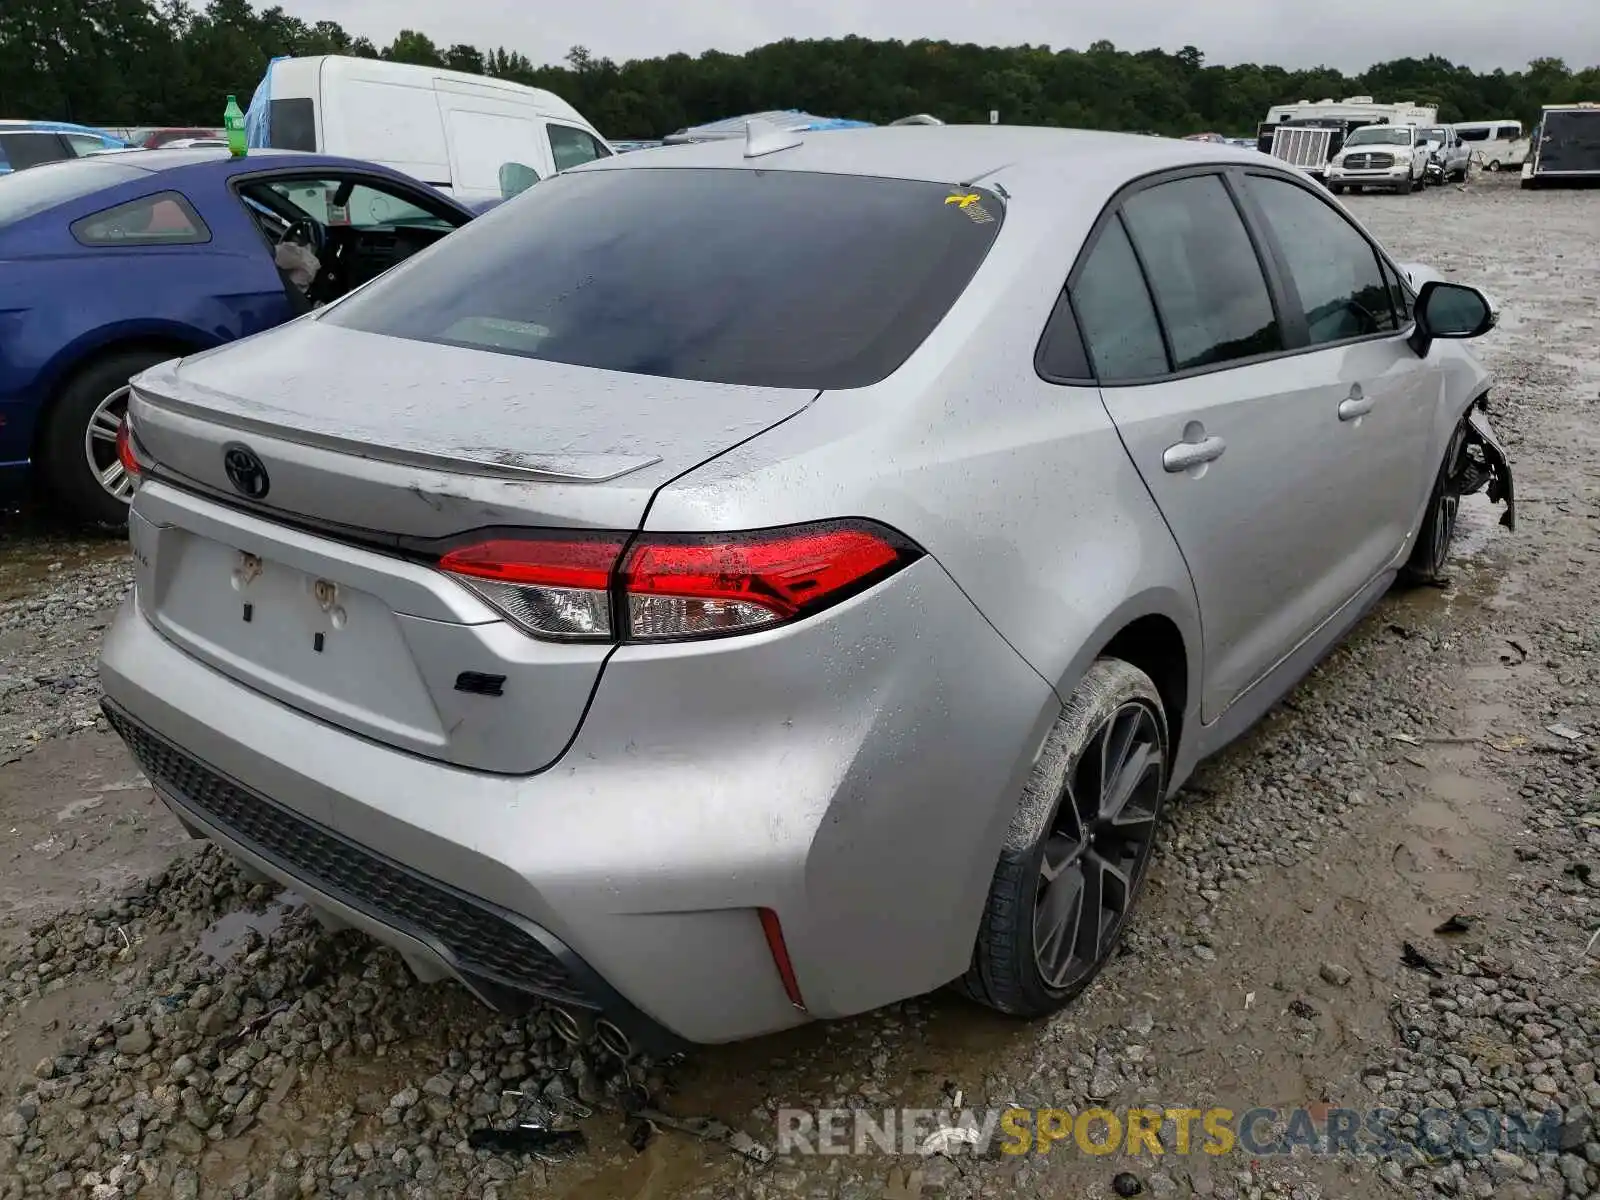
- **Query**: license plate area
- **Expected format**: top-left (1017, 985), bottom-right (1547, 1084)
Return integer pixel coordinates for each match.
top-left (150, 531), bottom-right (446, 745)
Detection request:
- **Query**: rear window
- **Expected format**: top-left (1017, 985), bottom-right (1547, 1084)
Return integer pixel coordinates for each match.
top-left (324, 167), bottom-right (1006, 390)
top-left (269, 99), bottom-right (317, 152)
top-left (0, 132), bottom-right (70, 171)
top-left (0, 159), bottom-right (149, 227)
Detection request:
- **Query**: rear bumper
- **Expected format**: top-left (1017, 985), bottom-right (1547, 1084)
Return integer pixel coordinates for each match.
top-left (99, 554), bottom-right (1056, 1044)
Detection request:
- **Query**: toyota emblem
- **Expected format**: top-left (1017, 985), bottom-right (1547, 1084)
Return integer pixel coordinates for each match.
top-left (222, 443), bottom-right (270, 499)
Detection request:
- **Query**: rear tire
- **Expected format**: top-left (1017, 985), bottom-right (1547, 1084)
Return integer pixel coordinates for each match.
top-left (1328, 183), bottom-right (1346, 195)
top-left (1402, 419), bottom-right (1469, 586)
top-left (1487, 159), bottom-right (1501, 172)
top-left (38, 349), bottom-right (171, 527)
top-left (958, 658), bottom-right (1169, 1018)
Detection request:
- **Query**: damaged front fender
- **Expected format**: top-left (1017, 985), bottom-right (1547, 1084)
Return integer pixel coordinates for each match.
top-left (1459, 398), bottom-right (1516, 531)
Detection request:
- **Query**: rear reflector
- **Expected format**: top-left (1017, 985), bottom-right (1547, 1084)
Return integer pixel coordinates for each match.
top-left (435, 520), bottom-right (920, 643)
top-left (758, 908), bottom-right (806, 1011)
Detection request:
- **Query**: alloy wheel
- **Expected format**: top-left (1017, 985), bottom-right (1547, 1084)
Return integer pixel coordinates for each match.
top-left (83, 385), bottom-right (134, 503)
top-left (1033, 699), bottom-right (1165, 991)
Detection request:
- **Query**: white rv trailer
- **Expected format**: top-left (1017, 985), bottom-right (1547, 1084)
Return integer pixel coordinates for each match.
top-left (1257, 96), bottom-right (1439, 176)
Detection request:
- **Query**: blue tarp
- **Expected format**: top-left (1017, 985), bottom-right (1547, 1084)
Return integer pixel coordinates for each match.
top-left (664, 109), bottom-right (874, 143)
top-left (244, 56), bottom-right (288, 149)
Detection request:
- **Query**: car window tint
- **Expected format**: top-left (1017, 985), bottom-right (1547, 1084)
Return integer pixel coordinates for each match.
top-left (261, 179), bottom-right (455, 231)
top-left (0, 159), bottom-right (148, 227)
top-left (1120, 175), bottom-right (1282, 371)
top-left (1383, 260), bottom-right (1413, 326)
top-left (269, 99), bottom-right (317, 152)
top-left (0, 133), bottom-right (70, 170)
top-left (71, 191), bottom-right (210, 246)
top-left (1070, 217), bottom-right (1169, 381)
top-left (547, 124), bottom-right (609, 172)
top-left (1244, 175), bottom-right (1399, 345)
top-left (64, 134), bottom-right (109, 157)
top-left (326, 168), bottom-right (1004, 390)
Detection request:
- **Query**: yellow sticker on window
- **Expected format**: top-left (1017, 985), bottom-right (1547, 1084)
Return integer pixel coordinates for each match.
top-left (946, 192), bottom-right (996, 224)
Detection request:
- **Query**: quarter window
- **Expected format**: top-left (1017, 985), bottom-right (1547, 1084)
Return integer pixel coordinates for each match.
top-left (547, 124), bottom-right (610, 172)
top-left (1243, 175), bottom-right (1398, 344)
top-left (1070, 217), bottom-right (1169, 381)
top-left (71, 191), bottom-right (210, 245)
top-left (1120, 174), bottom-right (1282, 371)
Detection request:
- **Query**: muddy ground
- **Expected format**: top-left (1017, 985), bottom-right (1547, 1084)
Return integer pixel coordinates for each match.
top-left (1, 172), bottom-right (1597, 1200)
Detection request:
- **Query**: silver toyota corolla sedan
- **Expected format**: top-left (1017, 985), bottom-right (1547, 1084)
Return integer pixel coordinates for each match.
top-left (99, 124), bottom-right (1515, 1056)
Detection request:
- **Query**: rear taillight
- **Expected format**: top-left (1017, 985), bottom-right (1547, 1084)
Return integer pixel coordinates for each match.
top-left (437, 535), bottom-right (624, 641)
top-left (435, 520), bottom-right (921, 643)
top-left (115, 417), bottom-right (141, 486)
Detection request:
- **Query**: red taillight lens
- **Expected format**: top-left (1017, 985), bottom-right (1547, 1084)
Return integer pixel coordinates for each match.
top-left (438, 535), bottom-right (625, 640)
top-left (435, 520), bottom-right (919, 643)
top-left (620, 524), bottom-right (909, 641)
top-left (116, 417), bottom-right (141, 481)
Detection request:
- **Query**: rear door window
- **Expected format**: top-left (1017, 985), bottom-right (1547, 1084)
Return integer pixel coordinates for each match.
top-left (325, 168), bottom-right (1005, 390)
top-left (1069, 218), bottom-right (1170, 381)
top-left (546, 124), bottom-right (610, 172)
top-left (1119, 174), bottom-right (1283, 371)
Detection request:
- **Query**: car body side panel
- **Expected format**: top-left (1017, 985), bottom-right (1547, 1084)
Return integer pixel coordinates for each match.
top-left (642, 188), bottom-right (1206, 789)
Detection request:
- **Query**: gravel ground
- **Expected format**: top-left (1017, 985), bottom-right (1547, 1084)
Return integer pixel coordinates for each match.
top-left (1, 173), bottom-right (1597, 1200)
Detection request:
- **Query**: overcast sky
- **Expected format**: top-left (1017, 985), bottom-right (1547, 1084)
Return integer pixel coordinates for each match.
top-left (272, 0), bottom-right (1596, 76)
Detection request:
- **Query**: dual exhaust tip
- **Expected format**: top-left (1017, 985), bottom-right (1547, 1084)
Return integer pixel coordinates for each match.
top-left (548, 1005), bottom-right (633, 1061)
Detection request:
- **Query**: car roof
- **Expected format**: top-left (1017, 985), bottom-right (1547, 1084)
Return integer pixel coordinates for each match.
top-left (46, 147), bottom-right (416, 177)
top-left (580, 124), bottom-right (1271, 194)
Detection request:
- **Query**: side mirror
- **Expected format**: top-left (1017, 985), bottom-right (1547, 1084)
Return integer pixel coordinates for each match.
top-left (1410, 280), bottom-right (1496, 356)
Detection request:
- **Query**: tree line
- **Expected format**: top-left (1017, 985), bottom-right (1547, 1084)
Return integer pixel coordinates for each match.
top-left (3, 0), bottom-right (1597, 139)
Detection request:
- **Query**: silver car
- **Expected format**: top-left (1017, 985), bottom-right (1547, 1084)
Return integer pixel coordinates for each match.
top-left (100, 126), bottom-right (1515, 1055)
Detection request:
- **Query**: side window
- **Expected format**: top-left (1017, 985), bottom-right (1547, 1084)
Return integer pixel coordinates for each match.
top-left (547, 124), bottom-right (609, 173)
top-left (1068, 217), bottom-right (1169, 381)
top-left (258, 179), bottom-right (455, 232)
top-left (65, 134), bottom-right (108, 157)
top-left (0, 133), bottom-right (70, 170)
top-left (1458, 127), bottom-right (1488, 142)
top-left (1120, 174), bottom-right (1282, 371)
top-left (1499, 125), bottom-right (1521, 141)
top-left (1244, 175), bottom-right (1398, 345)
top-left (1382, 261), bottom-right (1413, 326)
top-left (268, 99), bottom-right (317, 152)
top-left (71, 192), bottom-right (210, 246)
top-left (498, 162), bottom-right (542, 200)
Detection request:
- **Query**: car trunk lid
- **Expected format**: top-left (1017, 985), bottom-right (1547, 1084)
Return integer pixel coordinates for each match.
top-left (125, 320), bottom-right (817, 773)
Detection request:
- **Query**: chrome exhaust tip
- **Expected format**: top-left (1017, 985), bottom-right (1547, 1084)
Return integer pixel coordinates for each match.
top-left (594, 1018), bottom-right (633, 1061)
top-left (548, 1006), bottom-right (593, 1046)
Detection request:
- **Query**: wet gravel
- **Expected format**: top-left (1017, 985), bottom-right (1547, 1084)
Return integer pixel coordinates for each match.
top-left (1, 176), bottom-right (1598, 1199)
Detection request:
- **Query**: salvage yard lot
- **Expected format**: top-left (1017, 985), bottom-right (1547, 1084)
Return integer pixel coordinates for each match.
top-left (2, 174), bottom-right (1598, 1200)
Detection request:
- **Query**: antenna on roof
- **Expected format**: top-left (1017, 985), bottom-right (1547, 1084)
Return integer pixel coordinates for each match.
top-left (744, 117), bottom-right (804, 158)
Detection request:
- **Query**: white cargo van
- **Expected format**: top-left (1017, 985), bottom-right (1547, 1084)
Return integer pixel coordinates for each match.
top-left (247, 56), bottom-right (614, 205)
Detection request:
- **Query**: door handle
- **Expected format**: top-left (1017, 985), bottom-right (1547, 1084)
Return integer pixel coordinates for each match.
top-left (1337, 395), bottom-right (1375, 421)
top-left (1162, 435), bottom-right (1227, 473)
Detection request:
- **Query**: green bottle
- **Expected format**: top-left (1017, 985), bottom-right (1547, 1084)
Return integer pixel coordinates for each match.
top-left (224, 95), bottom-right (247, 157)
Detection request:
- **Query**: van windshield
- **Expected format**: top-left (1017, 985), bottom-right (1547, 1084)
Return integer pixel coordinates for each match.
top-left (324, 167), bottom-right (1007, 390)
top-left (1345, 127), bottom-right (1412, 147)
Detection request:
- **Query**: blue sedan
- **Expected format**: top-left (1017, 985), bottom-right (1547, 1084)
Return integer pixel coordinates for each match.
top-left (0, 148), bottom-right (475, 523)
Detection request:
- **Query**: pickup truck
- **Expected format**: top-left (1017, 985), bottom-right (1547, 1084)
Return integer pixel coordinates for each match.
top-left (1419, 125), bottom-right (1472, 183)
